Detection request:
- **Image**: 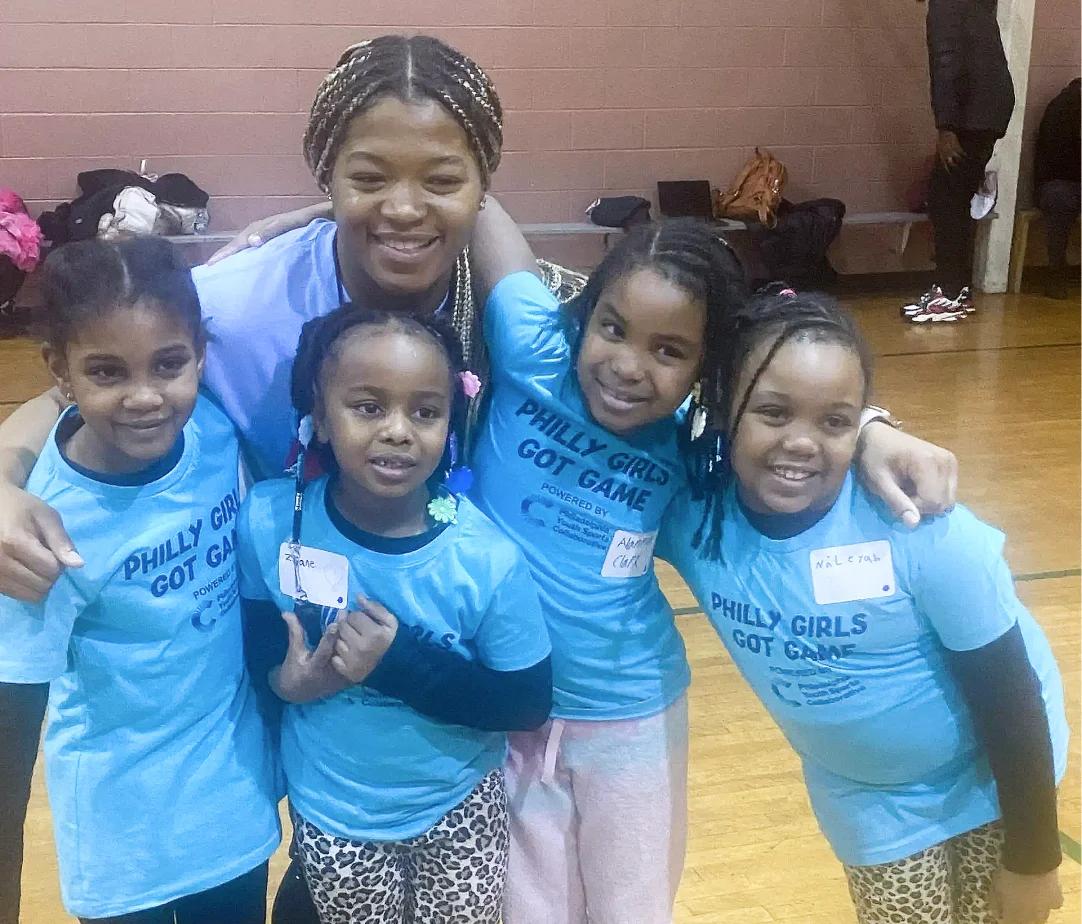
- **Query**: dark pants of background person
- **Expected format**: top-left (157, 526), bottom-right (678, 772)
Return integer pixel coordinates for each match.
top-left (79, 862), bottom-right (269, 924)
top-left (1037, 179), bottom-right (1081, 269)
top-left (273, 856), bottom-right (320, 924)
top-left (927, 130), bottom-right (999, 298)
top-left (0, 681), bottom-right (48, 924)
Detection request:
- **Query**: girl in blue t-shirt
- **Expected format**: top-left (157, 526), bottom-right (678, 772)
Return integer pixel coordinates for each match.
top-left (236, 306), bottom-right (552, 923)
top-left (0, 237), bottom-right (280, 923)
top-left (659, 290), bottom-right (1067, 924)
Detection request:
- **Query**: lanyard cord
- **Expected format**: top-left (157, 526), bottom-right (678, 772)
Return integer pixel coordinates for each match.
top-left (291, 447), bottom-right (306, 546)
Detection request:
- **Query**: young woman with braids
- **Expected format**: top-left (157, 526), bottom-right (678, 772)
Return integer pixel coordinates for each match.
top-left (656, 290), bottom-right (1067, 924)
top-left (237, 306), bottom-right (551, 922)
top-left (0, 32), bottom-right (958, 924)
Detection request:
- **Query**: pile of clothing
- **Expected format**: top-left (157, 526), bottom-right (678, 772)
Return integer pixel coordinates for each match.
top-left (0, 189), bottom-right (44, 317)
top-left (37, 169), bottom-right (210, 246)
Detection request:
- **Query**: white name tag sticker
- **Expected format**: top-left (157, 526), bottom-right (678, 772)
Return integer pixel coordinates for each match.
top-left (810, 540), bottom-right (895, 605)
top-left (601, 529), bottom-right (657, 579)
top-left (278, 543), bottom-right (349, 609)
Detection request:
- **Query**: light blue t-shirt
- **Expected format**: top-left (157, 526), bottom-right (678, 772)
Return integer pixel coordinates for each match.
top-left (193, 219), bottom-right (341, 479)
top-left (471, 271), bottom-right (690, 721)
top-left (0, 396), bottom-right (281, 918)
top-left (237, 476), bottom-right (551, 841)
top-left (659, 474), bottom-right (1069, 866)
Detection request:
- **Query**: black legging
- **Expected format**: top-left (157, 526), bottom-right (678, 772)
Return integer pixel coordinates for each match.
top-left (272, 856), bottom-right (320, 924)
top-left (79, 862), bottom-right (269, 924)
top-left (0, 681), bottom-right (48, 924)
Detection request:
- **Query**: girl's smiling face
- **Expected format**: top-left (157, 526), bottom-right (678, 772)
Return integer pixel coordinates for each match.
top-left (575, 268), bottom-right (706, 435)
top-left (45, 300), bottom-right (203, 474)
top-left (729, 336), bottom-right (865, 516)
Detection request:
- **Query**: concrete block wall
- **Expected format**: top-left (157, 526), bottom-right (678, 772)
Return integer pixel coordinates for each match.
top-left (0, 0), bottom-right (1077, 271)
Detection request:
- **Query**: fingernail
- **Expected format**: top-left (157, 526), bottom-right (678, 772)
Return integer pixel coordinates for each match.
top-left (248, 234), bottom-right (262, 247)
top-left (902, 510), bottom-right (920, 528)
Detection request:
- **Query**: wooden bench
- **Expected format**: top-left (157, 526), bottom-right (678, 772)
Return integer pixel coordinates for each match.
top-left (714, 211), bottom-right (940, 255)
top-left (164, 211), bottom-right (969, 261)
top-left (165, 222), bottom-right (617, 249)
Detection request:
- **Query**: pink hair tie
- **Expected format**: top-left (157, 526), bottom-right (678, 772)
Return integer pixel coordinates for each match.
top-left (459, 370), bottom-right (481, 398)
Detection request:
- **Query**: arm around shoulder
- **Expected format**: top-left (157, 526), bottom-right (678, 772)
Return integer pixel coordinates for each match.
top-left (0, 387), bottom-right (66, 486)
top-left (0, 388), bottom-right (82, 603)
top-left (469, 196), bottom-right (541, 306)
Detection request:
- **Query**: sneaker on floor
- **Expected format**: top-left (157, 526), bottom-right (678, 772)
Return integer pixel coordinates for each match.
top-left (900, 285), bottom-right (943, 318)
top-left (904, 286), bottom-right (966, 323)
top-left (954, 286), bottom-right (976, 314)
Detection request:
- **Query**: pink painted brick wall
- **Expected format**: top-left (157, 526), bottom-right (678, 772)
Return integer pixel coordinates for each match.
top-left (1, 0), bottom-right (1077, 271)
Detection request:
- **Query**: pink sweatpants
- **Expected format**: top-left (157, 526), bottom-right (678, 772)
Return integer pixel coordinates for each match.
top-left (502, 695), bottom-right (689, 924)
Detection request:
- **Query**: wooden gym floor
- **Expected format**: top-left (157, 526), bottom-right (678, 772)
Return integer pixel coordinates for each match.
top-left (1, 287), bottom-right (1079, 923)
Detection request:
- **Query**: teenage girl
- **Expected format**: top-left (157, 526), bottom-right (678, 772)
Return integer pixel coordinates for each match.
top-left (658, 291), bottom-right (1067, 924)
top-left (0, 237), bottom-right (280, 923)
top-left (236, 306), bottom-right (552, 923)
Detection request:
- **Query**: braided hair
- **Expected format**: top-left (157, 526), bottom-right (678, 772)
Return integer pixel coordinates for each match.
top-left (40, 236), bottom-right (202, 351)
top-left (291, 305), bottom-right (469, 489)
top-left (303, 35), bottom-right (504, 377)
top-left (565, 217), bottom-right (748, 430)
top-left (689, 290), bottom-right (874, 560)
top-left (303, 34), bottom-right (503, 193)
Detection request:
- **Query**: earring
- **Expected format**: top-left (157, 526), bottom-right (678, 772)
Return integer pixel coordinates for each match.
top-left (478, 196), bottom-right (488, 211)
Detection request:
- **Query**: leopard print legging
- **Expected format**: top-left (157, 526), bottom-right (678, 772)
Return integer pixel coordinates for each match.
top-left (292, 770), bottom-right (508, 923)
top-left (844, 821), bottom-right (1004, 924)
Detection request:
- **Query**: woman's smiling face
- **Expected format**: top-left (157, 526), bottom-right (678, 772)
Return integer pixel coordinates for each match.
top-left (329, 95), bottom-right (485, 299)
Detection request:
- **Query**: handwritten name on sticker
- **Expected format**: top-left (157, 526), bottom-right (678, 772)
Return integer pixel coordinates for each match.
top-left (278, 543), bottom-right (350, 609)
top-left (809, 540), bottom-right (895, 606)
top-left (601, 529), bottom-right (657, 579)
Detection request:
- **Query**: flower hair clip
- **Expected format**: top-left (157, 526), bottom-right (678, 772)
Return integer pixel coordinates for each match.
top-left (459, 370), bottom-right (481, 399)
top-left (427, 493), bottom-right (459, 525)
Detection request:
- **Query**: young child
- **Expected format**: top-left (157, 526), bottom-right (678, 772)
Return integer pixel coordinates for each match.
top-left (236, 306), bottom-right (552, 923)
top-left (0, 237), bottom-right (280, 923)
top-left (659, 291), bottom-right (1068, 924)
top-left (467, 206), bottom-right (747, 922)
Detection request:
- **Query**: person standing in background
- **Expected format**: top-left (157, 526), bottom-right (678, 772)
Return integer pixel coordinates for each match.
top-left (1034, 78), bottom-right (1081, 300)
top-left (905, 0), bottom-right (1015, 320)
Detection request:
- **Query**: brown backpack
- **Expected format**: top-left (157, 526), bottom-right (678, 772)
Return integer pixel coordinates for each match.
top-left (713, 147), bottom-right (787, 228)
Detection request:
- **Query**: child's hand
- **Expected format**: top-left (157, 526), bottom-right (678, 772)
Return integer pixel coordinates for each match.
top-left (270, 611), bottom-right (348, 704)
top-left (330, 595), bottom-right (400, 684)
top-left (990, 867), bottom-right (1063, 924)
top-left (856, 424), bottom-right (957, 527)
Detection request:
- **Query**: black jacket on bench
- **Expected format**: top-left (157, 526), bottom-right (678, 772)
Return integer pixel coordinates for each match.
top-left (926, 0), bottom-right (1015, 138)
